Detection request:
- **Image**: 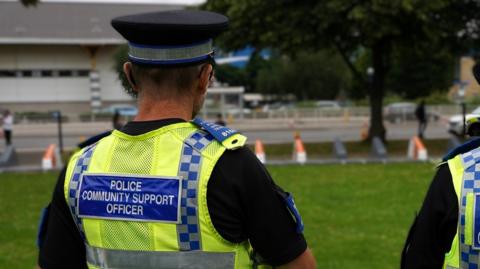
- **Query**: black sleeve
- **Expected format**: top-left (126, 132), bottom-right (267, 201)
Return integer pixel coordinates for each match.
top-left (401, 163), bottom-right (458, 269)
top-left (207, 147), bottom-right (307, 266)
top-left (38, 168), bottom-right (87, 269)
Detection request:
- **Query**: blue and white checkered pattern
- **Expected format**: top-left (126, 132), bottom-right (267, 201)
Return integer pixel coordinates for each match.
top-left (177, 130), bottom-right (214, 251)
top-left (68, 144), bottom-right (97, 242)
top-left (460, 148), bottom-right (480, 268)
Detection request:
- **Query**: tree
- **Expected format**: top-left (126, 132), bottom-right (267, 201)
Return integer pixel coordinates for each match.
top-left (113, 45), bottom-right (136, 98)
top-left (255, 50), bottom-right (351, 100)
top-left (204, 0), bottom-right (480, 140)
top-left (20, 0), bottom-right (37, 6)
top-left (387, 45), bottom-right (455, 100)
top-left (214, 64), bottom-right (248, 87)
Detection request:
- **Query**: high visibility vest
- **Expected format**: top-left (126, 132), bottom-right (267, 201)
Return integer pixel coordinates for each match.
top-left (444, 146), bottom-right (480, 269)
top-left (64, 121), bottom-right (259, 269)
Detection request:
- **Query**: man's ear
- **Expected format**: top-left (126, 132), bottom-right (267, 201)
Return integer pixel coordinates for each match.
top-left (123, 62), bottom-right (139, 92)
top-left (197, 63), bottom-right (213, 95)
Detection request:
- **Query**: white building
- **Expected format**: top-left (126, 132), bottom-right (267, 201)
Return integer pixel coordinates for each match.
top-left (0, 0), bottom-right (199, 115)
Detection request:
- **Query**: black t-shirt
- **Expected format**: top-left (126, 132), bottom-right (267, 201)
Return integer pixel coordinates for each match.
top-left (401, 163), bottom-right (458, 269)
top-left (38, 119), bottom-right (307, 269)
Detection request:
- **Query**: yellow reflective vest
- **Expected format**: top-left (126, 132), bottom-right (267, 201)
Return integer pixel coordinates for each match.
top-left (64, 122), bottom-right (257, 269)
top-left (444, 147), bottom-right (480, 269)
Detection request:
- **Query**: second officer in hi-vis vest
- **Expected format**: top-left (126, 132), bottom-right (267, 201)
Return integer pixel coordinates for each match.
top-left (37, 10), bottom-right (316, 269)
top-left (401, 65), bottom-right (480, 269)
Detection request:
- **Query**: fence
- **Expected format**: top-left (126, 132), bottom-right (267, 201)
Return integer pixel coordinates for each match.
top-left (9, 104), bottom-right (474, 123)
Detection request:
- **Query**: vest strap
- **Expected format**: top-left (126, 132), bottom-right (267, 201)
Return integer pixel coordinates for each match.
top-left (67, 144), bottom-right (97, 242)
top-left (176, 130), bottom-right (214, 251)
top-left (86, 244), bottom-right (235, 269)
top-left (191, 118), bottom-right (247, 150)
top-left (459, 149), bottom-right (480, 267)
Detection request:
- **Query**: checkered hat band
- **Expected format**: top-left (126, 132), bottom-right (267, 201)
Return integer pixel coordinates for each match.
top-left (129, 40), bottom-right (213, 63)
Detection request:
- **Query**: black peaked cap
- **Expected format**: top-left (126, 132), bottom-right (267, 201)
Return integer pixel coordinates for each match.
top-left (111, 10), bottom-right (229, 46)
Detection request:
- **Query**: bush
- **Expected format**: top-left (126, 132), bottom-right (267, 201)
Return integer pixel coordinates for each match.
top-left (79, 112), bottom-right (113, 122)
top-left (14, 111), bottom-right (68, 123)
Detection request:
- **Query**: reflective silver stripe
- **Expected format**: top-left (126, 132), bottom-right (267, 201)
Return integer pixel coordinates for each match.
top-left (129, 40), bottom-right (213, 62)
top-left (86, 245), bottom-right (235, 269)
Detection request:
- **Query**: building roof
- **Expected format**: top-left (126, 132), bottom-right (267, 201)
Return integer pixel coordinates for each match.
top-left (0, 1), bottom-right (192, 45)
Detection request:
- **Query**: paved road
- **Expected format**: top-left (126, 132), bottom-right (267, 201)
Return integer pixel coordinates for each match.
top-left (0, 119), bottom-right (450, 152)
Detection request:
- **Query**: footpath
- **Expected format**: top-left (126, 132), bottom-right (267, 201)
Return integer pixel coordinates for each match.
top-left (0, 117), bottom-right (451, 172)
top-left (10, 117), bottom-right (367, 137)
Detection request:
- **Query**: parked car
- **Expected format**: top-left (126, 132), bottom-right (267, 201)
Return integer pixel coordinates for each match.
top-left (384, 102), bottom-right (439, 123)
top-left (227, 108), bottom-right (252, 116)
top-left (315, 100), bottom-right (341, 110)
top-left (100, 104), bottom-right (138, 116)
top-left (448, 107), bottom-right (480, 135)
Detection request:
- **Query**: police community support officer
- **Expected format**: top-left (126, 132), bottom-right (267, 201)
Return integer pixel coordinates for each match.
top-left (401, 66), bottom-right (480, 269)
top-left (37, 10), bottom-right (316, 269)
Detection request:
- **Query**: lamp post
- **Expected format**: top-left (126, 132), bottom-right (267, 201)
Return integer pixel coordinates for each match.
top-left (366, 67), bottom-right (374, 135)
top-left (456, 81), bottom-right (468, 138)
top-left (367, 67), bottom-right (375, 82)
top-left (52, 111), bottom-right (63, 154)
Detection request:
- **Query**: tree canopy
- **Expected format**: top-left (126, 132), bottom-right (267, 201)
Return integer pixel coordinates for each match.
top-left (20, 0), bottom-right (37, 6)
top-left (204, 0), bottom-right (480, 140)
top-left (255, 50), bottom-right (351, 100)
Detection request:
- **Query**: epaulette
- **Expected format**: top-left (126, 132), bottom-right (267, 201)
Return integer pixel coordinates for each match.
top-left (77, 130), bottom-right (112, 149)
top-left (192, 118), bottom-right (246, 150)
top-left (442, 137), bottom-right (480, 162)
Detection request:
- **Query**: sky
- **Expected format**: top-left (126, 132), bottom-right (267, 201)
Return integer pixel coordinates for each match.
top-left (0, 0), bottom-right (206, 5)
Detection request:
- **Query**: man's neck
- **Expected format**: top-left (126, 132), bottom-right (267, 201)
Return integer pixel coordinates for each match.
top-left (133, 95), bottom-right (193, 122)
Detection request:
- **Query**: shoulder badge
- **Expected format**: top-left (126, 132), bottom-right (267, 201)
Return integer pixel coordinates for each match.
top-left (442, 137), bottom-right (480, 162)
top-left (192, 118), bottom-right (246, 150)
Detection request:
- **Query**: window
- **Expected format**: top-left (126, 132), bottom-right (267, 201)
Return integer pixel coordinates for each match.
top-left (78, 70), bottom-right (90, 77)
top-left (41, 70), bottom-right (52, 77)
top-left (0, 69), bottom-right (91, 78)
top-left (0, 71), bottom-right (15, 77)
top-left (59, 70), bottom-right (72, 77)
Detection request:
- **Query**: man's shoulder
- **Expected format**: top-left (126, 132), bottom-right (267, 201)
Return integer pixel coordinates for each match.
top-left (443, 137), bottom-right (480, 162)
top-left (191, 118), bottom-right (247, 150)
top-left (213, 146), bottom-right (265, 180)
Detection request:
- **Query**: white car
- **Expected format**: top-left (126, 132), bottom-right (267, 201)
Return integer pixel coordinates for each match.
top-left (384, 102), bottom-right (440, 123)
top-left (315, 100), bottom-right (341, 110)
top-left (448, 107), bottom-right (480, 135)
top-left (100, 104), bottom-right (138, 116)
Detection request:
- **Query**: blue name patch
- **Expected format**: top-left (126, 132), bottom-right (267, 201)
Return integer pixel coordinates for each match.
top-left (77, 174), bottom-right (181, 223)
top-left (192, 118), bottom-right (238, 142)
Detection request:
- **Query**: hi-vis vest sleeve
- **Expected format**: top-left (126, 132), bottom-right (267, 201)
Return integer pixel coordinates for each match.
top-left (444, 148), bottom-right (480, 269)
top-left (444, 155), bottom-right (463, 269)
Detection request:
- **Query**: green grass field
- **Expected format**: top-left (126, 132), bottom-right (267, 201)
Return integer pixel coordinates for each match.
top-left (0, 163), bottom-right (436, 268)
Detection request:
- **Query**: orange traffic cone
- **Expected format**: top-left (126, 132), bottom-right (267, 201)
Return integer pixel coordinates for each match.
top-left (293, 132), bottom-right (307, 164)
top-left (407, 136), bottom-right (428, 161)
top-left (255, 139), bottom-right (266, 164)
top-left (42, 144), bottom-right (56, 171)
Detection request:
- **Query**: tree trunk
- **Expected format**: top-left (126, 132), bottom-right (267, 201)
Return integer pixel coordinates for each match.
top-left (368, 40), bottom-right (388, 141)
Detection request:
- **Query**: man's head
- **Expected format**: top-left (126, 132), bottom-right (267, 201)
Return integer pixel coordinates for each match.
top-left (111, 10), bottom-right (228, 118)
top-left (122, 61), bottom-right (213, 117)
